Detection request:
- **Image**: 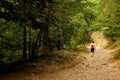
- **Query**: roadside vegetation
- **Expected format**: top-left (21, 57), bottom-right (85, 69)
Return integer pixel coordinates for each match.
top-left (108, 40), bottom-right (120, 68)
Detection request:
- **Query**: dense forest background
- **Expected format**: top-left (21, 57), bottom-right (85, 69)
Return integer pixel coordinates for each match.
top-left (0, 0), bottom-right (120, 69)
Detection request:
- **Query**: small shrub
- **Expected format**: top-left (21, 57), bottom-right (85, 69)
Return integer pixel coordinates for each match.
top-left (113, 51), bottom-right (120, 59)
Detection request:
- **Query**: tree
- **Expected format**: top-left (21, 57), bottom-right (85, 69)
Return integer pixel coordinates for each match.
top-left (100, 0), bottom-right (120, 41)
top-left (0, 0), bottom-right (97, 68)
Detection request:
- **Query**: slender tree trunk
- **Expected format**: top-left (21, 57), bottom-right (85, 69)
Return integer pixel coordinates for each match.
top-left (28, 27), bottom-right (32, 60)
top-left (42, 1), bottom-right (51, 54)
top-left (58, 13), bottom-right (63, 50)
top-left (33, 25), bottom-right (44, 57)
top-left (31, 28), bottom-right (41, 59)
top-left (22, 1), bottom-right (29, 61)
top-left (42, 26), bottom-right (49, 54)
top-left (35, 26), bottom-right (45, 55)
top-left (23, 26), bottom-right (27, 61)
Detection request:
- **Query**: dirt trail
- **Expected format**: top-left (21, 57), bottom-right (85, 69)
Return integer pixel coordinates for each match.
top-left (37, 49), bottom-right (120, 80)
top-left (0, 49), bottom-right (120, 80)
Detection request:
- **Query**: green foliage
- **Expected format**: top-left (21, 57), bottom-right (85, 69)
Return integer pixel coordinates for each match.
top-left (49, 26), bottom-right (59, 49)
top-left (0, 18), bottom-right (23, 67)
top-left (88, 0), bottom-right (120, 42)
top-left (103, 27), bottom-right (120, 41)
top-left (101, 0), bottom-right (120, 41)
top-left (65, 2), bottom-right (95, 49)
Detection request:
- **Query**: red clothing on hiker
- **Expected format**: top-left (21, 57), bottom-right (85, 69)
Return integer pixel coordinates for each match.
top-left (90, 42), bottom-right (95, 52)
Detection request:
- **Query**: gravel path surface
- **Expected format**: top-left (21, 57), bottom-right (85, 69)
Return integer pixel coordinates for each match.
top-left (38, 49), bottom-right (120, 80)
top-left (1, 49), bottom-right (120, 80)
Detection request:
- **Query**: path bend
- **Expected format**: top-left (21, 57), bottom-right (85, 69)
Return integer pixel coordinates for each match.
top-left (0, 49), bottom-right (120, 80)
top-left (38, 49), bottom-right (120, 80)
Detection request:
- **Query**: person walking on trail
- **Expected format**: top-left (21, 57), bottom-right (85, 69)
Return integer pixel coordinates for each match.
top-left (90, 41), bottom-right (95, 57)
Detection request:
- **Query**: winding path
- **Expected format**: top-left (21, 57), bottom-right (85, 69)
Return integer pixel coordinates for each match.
top-left (38, 49), bottom-right (120, 80)
top-left (0, 49), bottom-right (120, 80)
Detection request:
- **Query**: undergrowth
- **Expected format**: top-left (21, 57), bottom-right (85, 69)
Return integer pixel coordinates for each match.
top-left (109, 40), bottom-right (120, 69)
top-left (113, 51), bottom-right (120, 59)
top-left (112, 49), bottom-right (120, 68)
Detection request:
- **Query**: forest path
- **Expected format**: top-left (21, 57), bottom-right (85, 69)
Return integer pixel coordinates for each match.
top-left (0, 49), bottom-right (120, 80)
top-left (37, 49), bottom-right (120, 80)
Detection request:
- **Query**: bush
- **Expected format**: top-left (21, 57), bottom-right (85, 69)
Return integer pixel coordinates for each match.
top-left (113, 51), bottom-right (120, 59)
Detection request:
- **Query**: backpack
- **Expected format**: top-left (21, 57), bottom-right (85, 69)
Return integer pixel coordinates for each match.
top-left (91, 45), bottom-right (94, 48)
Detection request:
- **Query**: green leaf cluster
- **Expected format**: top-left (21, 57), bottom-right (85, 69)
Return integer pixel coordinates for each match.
top-left (0, 18), bottom-right (23, 68)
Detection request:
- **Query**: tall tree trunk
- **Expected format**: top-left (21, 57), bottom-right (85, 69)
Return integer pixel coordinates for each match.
top-left (31, 28), bottom-right (41, 59)
top-left (42, 25), bottom-right (49, 54)
top-left (35, 26), bottom-right (45, 55)
top-left (42, 1), bottom-right (51, 54)
top-left (59, 14), bottom-right (63, 50)
top-left (23, 26), bottom-right (27, 61)
top-left (32, 25), bottom-right (44, 57)
top-left (22, 1), bottom-right (29, 61)
top-left (28, 27), bottom-right (32, 60)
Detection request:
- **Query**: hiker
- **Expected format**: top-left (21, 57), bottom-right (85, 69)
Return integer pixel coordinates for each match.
top-left (90, 41), bottom-right (95, 57)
